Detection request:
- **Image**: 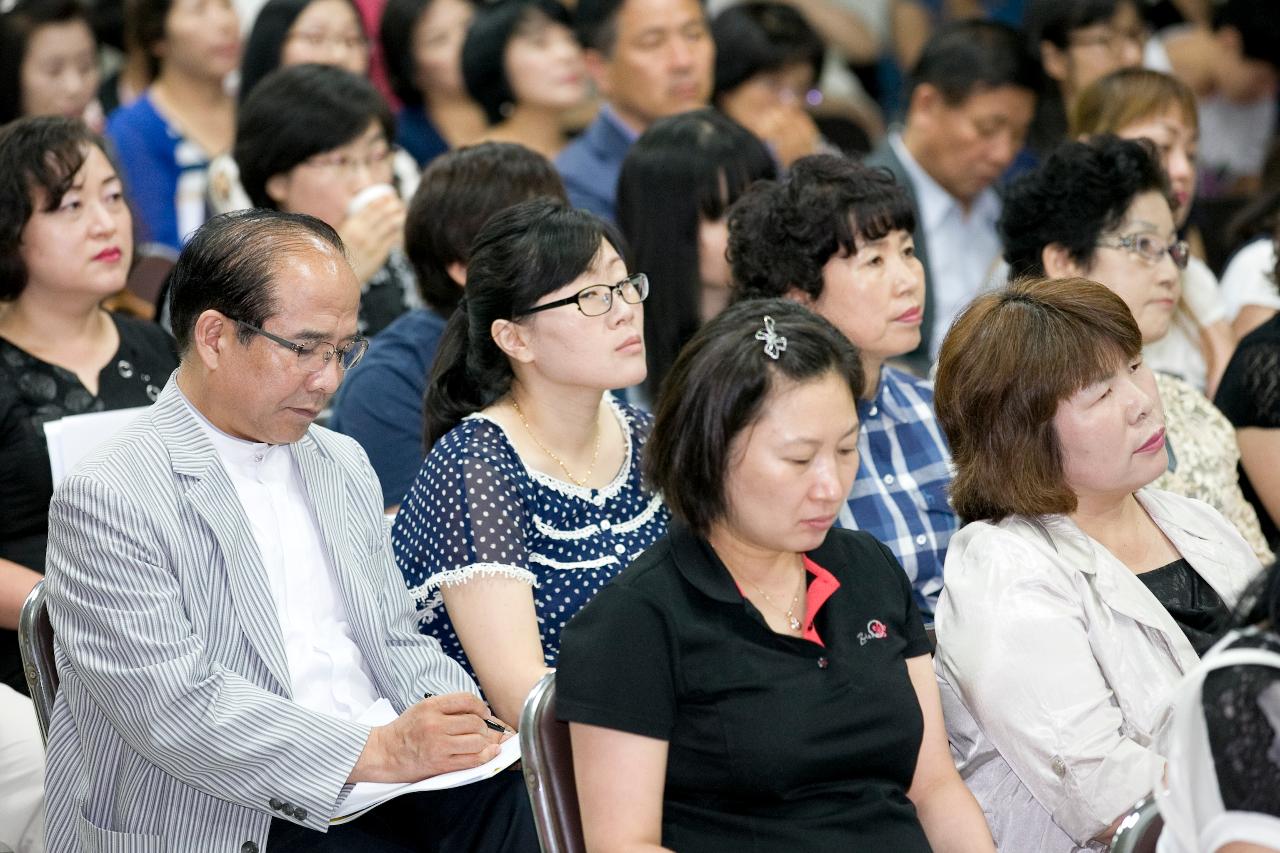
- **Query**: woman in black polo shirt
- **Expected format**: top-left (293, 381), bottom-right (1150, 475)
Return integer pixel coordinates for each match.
top-left (557, 299), bottom-right (994, 852)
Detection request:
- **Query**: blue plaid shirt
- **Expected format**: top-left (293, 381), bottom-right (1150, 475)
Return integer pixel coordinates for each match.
top-left (837, 367), bottom-right (957, 624)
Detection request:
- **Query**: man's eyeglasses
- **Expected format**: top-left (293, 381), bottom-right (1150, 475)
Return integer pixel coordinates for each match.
top-left (232, 318), bottom-right (369, 371)
top-left (518, 273), bottom-right (650, 318)
top-left (1096, 233), bottom-right (1190, 270)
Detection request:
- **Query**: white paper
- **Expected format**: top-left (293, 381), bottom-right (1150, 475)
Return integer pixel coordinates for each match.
top-left (44, 406), bottom-right (149, 487)
top-left (331, 698), bottom-right (522, 825)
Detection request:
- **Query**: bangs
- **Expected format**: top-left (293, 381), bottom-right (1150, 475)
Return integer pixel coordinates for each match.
top-left (510, 207), bottom-right (618, 311)
top-left (693, 134), bottom-right (775, 221)
top-left (31, 136), bottom-right (90, 211)
top-left (834, 188), bottom-right (918, 255)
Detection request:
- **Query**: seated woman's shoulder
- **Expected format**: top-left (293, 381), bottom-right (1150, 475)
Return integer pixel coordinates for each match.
top-left (945, 516), bottom-right (1077, 588)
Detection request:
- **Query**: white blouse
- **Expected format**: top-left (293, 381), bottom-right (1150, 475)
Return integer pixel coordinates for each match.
top-left (935, 488), bottom-right (1261, 851)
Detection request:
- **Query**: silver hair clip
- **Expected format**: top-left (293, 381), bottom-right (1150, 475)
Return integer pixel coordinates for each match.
top-left (754, 316), bottom-right (787, 360)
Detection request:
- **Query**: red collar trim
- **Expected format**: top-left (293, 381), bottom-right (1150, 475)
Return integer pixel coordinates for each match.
top-left (802, 555), bottom-right (840, 647)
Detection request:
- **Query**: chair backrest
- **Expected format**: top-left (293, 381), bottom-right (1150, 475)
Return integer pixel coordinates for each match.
top-left (519, 673), bottom-right (586, 853)
top-left (18, 581), bottom-right (57, 744)
top-left (1110, 795), bottom-right (1164, 853)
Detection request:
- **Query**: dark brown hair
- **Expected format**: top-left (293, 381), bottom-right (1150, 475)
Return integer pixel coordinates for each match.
top-left (934, 277), bottom-right (1142, 523)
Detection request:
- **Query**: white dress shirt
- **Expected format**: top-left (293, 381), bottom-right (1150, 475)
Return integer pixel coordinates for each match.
top-left (182, 390), bottom-right (381, 722)
top-left (936, 488), bottom-right (1260, 851)
top-left (889, 132), bottom-right (1003, 361)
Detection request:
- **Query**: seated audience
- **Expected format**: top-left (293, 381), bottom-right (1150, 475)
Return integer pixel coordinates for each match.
top-left (1073, 67), bottom-right (1235, 397)
top-left (380, 0), bottom-right (486, 167)
top-left (1001, 135), bottom-right (1272, 562)
top-left (729, 154), bottom-right (955, 623)
top-left (43, 208), bottom-right (536, 852)
top-left (391, 198), bottom-right (669, 726)
top-left (1158, 560), bottom-right (1280, 852)
top-left (235, 63), bottom-right (413, 336)
top-left (1145, 0), bottom-right (1280, 198)
top-left (0, 116), bottom-right (178, 693)
top-left (557, 298), bottom-right (995, 852)
top-left (238, 0), bottom-right (369, 101)
top-left (615, 108), bottom-right (775, 405)
top-left (0, 0), bottom-right (103, 130)
top-left (105, 0), bottom-right (240, 253)
top-left (461, 0), bottom-right (587, 160)
top-left (864, 19), bottom-right (1039, 373)
top-left (1215, 242), bottom-right (1280, 552)
top-left (932, 277), bottom-right (1262, 851)
top-left (0, 115), bottom-right (178, 853)
top-left (710, 2), bottom-right (825, 169)
top-left (330, 141), bottom-right (567, 510)
top-left (555, 0), bottom-right (714, 222)
top-left (208, 0), bottom-right (384, 214)
top-left (1021, 0), bottom-right (1143, 161)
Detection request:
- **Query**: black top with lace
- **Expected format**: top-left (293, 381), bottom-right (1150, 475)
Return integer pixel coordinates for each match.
top-left (1215, 315), bottom-right (1280, 548)
top-left (0, 313), bottom-right (177, 692)
top-left (1137, 558), bottom-right (1233, 657)
top-left (1204, 630), bottom-right (1280, 814)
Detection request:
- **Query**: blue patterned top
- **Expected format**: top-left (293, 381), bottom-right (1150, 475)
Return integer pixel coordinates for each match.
top-left (836, 366), bottom-right (957, 624)
top-left (391, 396), bottom-right (669, 680)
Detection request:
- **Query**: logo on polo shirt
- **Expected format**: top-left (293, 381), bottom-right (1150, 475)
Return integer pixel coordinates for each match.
top-left (857, 619), bottom-right (888, 645)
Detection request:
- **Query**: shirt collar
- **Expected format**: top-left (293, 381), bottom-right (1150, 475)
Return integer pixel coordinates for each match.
top-left (176, 382), bottom-right (285, 475)
top-left (599, 103), bottom-right (642, 145)
top-left (857, 366), bottom-right (923, 425)
top-left (669, 522), bottom-right (845, 604)
top-left (888, 131), bottom-right (1000, 233)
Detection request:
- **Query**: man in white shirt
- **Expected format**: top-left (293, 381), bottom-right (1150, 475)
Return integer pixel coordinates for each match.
top-left (42, 210), bottom-right (537, 852)
top-left (865, 20), bottom-right (1039, 373)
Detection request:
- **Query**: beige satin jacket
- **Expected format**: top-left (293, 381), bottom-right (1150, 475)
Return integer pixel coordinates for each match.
top-left (935, 488), bottom-right (1262, 852)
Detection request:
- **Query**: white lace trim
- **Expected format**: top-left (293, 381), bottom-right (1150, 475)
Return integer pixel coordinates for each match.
top-left (529, 552), bottom-right (619, 571)
top-left (532, 516), bottom-right (600, 541)
top-left (408, 562), bottom-right (538, 600)
top-left (464, 393), bottom-right (637, 502)
top-left (612, 493), bottom-right (665, 535)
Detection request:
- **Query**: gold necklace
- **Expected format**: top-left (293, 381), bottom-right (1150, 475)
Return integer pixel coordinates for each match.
top-left (742, 570), bottom-right (805, 631)
top-left (510, 397), bottom-right (601, 488)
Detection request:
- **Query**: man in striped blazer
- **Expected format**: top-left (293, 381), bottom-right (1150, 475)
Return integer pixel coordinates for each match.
top-left (42, 210), bottom-right (536, 852)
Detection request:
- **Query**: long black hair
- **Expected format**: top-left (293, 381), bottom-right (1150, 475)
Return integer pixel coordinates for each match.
top-left (423, 198), bottom-right (624, 446)
top-left (616, 108), bottom-right (774, 402)
top-left (238, 0), bottom-right (367, 103)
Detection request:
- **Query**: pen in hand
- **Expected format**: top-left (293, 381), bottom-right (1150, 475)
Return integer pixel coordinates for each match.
top-left (423, 693), bottom-right (512, 734)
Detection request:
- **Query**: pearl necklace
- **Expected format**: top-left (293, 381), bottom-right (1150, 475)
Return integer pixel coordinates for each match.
top-left (511, 397), bottom-right (601, 488)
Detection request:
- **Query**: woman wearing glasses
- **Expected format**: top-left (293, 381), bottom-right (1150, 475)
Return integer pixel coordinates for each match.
top-left (234, 64), bottom-right (413, 336)
top-left (391, 198), bottom-right (669, 727)
top-left (1000, 135), bottom-right (1271, 561)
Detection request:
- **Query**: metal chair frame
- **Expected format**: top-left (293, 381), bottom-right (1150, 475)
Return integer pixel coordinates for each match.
top-left (519, 672), bottom-right (586, 853)
top-left (18, 580), bottom-right (57, 744)
top-left (1110, 795), bottom-right (1164, 853)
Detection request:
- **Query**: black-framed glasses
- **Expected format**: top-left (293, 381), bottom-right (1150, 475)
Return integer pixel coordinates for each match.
top-left (1096, 233), bottom-right (1190, 270)
top-left (518, 273), bottom-right (649, 318)
top-left (231, 317), bottom-right (368, 372)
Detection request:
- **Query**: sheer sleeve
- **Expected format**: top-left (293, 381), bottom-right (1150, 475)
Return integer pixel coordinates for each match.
top-left (392, 421), bottom-right (536, 604)
top-left (1217, 335), bottom-right (1280, 429)
top-left (1204, 636), bottom-right (1280, 815)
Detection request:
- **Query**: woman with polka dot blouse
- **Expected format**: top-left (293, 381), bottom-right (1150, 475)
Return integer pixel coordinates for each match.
top-left (391, 198), bottom-right (669, 726)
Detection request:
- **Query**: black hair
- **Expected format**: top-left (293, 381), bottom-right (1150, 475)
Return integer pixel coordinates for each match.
top-left (1000, 135), bottom-right (1169, 280)
top-left (1215, 0), bottom-right (1280, 71)
top-left (0, 116), bottom-right (104, 300)
top-left (0, 0), bottom-right (94, 124)
top-left (424, 198), bottom-right (624, 446)
top-left (727, 153), bottom-right (916, 302)
top-left (382, 0), bottom-right (476, 106)
top-left (126, 0), bottom-right (173, 79)
top-left (1232, 560), bottom-right (1280, 631)
top-left (462, 0), bottom-right (572, 124)
top-left (710, 2), bottom-right (822, 101)
top-left (616, 108), bottom-right (775, 402)
top-left (235, 63), bottom-right (395, 209)
top-left (1022, 0), bottom-right (1129, 54)
top-left (406, 141), bottom-right (567, 315)
top-left (168, 209), bottom-right (345, 353)
top-left (645, 297), bottom-right (863, 536)
top-left (238, 0), bottom-right (367, 103)
top-left (572, 0), bottom-right (622, 52)
top-left (906, 18), bottom-right (1041, 107)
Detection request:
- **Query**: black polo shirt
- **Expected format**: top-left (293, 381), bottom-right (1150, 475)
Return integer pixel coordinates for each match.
top-left (557, 524), bottom-right (934, 852)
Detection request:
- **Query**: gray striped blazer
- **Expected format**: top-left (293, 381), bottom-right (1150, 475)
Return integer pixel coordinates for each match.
top-left (43, 376), bottom-right (478, 852)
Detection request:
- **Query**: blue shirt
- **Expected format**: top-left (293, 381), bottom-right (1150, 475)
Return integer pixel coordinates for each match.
top-left (837, 366), bottom-right (957, 623)
top-left (391, 397), bottom-right (669, 682)
top-left (330, 308), bottom-right (447, 508)
top-left (554, 105), bottom-right (637, 223)
top-left (396, 104), bottom-right (450, 168)
top-left (106, 92), bottom-right (211, 252)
